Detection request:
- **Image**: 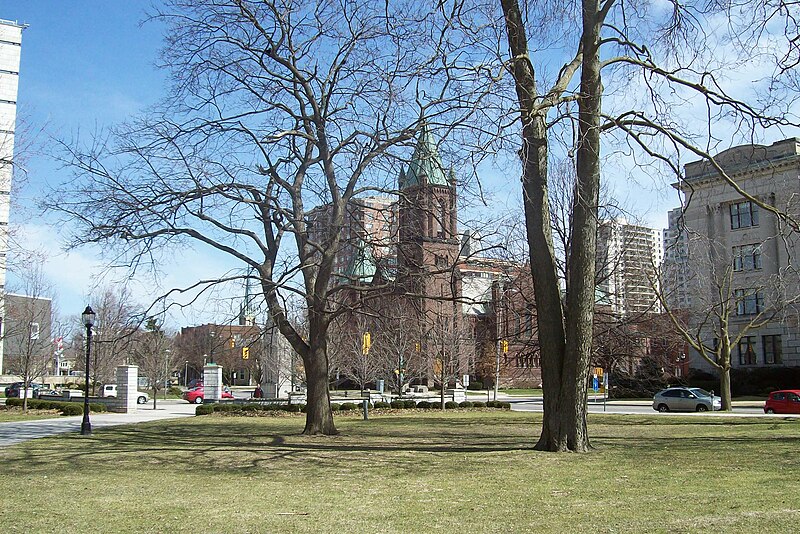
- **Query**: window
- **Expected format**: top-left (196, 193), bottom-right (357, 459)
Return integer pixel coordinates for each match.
top-left (735, 289), bottom-right (764, 315)
top-left (772, 392), bottom-right (786, 401)
top-left (763, 335), bottom-right (782, 364)
top-left (738, 336), bottom-right (757, 365)
top-left (732, 244), bottom-right (762, 271)
top-left (730, 201), bottom-right (759, 229)
top-left (30, 322), bottom-right (40, 340)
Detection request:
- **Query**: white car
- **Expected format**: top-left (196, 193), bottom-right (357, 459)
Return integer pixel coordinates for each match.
top-left (101, 384), bottom-right (150, 404)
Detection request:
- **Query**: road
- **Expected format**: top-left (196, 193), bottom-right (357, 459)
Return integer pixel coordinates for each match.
top-left (1, 394), bottom-right (794, 448)
top-left (508, 397), bottom-right (774, 416)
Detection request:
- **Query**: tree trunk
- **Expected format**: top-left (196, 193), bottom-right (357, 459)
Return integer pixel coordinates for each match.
top-left (542, 0), bottom-right (603, 453)
top-left (302, 344), bottom-right (337, 435)
top-left (501, 0), bottom-right (603, 452)
top-left (719, 364), bottom-right (732, 411)
top-left (500, 0), bottom-right (572, 453)
top-left (718, 338), bottom-right (733, 411)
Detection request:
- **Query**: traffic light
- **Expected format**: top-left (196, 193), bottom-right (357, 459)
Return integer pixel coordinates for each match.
top-left (229, 338), bottom-right (235, 348)
top-left (415, 342), bottom-right (420, 352)
top-left (362, 332), bottom-right (371, 355)
top-left (242, 347), bottom-right (250, 360)
top-left (501, 340), bottom-right (509, 353)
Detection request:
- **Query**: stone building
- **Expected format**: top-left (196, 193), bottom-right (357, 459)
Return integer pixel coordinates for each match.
top-left (674, 137), bottom-right (800, 371)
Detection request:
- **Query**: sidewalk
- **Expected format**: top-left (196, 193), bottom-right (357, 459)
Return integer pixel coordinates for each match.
top-left (0, 400), bottom-right (196, 448)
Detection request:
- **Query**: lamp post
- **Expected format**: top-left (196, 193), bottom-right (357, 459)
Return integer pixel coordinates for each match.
top-left (184, 361), bottom-right (189, 387)
top-left (81, 305), bottom-right (96, 436)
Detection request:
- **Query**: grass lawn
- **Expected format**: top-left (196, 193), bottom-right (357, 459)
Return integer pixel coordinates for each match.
top-left (0, 407), bottom-right (61, 422)
top-left (500, 388), bottom-right (544, 396)
top-left (1, 411), bottom-right (798, 533)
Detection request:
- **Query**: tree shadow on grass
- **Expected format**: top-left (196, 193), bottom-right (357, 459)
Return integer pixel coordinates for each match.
top-left (4, 413), bottom-right (796, 478)
top-left (0, 416), bottom-right (543, 477)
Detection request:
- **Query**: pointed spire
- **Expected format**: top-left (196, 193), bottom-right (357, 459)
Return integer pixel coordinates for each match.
top-left (399, 122), bottom-right (449, 189)
top-left (344, 238), bottom-right (377, 284)
top-left (239, 268), bottom-right (256, 326)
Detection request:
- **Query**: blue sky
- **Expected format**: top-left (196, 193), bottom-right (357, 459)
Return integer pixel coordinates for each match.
top-left (1, 2), bottom-right (178, 323)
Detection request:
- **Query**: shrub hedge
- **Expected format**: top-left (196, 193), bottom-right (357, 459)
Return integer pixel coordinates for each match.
top-left (190, 399), bottom-right (512, 416)
top-left (60, 404), bottom-right (84, 416)
top-left (5, 397), bottom-right (107, 415)
top-left (195, 404), bottom-right (214, 415)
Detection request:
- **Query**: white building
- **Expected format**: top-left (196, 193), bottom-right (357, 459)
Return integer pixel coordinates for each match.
top-left (677, 137), bottom-right (800, 370)
top-left (0, 19), bottom-right (25, 374)
top-left (596, 218), bottom-right (663, 316)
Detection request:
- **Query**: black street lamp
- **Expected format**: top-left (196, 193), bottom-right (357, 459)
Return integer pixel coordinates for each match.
top-left (81, 305), bottom-right (96, 435)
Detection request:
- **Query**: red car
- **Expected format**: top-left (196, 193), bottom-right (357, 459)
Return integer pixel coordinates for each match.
top-left (764, 390), bottom-right (800, 414)
top-left (182, 386), bottom-right (234, 404)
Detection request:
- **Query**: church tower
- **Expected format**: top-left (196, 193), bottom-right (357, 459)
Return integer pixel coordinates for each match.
top-left (397, 125), bottom-right (463, 383)
top-left (397, 124), bottom-right (460, 295)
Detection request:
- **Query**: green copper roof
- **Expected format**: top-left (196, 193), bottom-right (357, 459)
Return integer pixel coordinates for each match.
top-left (399, 124), bottom-right (449, 189)
top-left (344, 238), bottom-right (377, 283)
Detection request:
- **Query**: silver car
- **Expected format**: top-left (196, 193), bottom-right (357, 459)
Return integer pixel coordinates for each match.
top-left (652, 387), bottom-right (721, 412)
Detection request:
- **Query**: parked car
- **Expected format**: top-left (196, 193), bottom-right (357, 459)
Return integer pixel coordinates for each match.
top-left (101, 384), bottom-right (150, 404)
top-left (653, 387), bottom-right (721, 412)
top-left (764, 390), bottom-right (800, 414)
top-left (4, 382), bottom-right (44, 398)
top-left (182, 386), bottom-right (234, 404)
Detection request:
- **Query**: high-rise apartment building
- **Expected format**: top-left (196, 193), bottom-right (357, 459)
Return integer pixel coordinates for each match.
top-left (307, 196), bottom-right (397, 283)
top-left (677, 137), bottom-right (800, 370)
top-left (0, 19), bottom-right (25, 374)
top-left (662, 207), bottom-right (692, 310)
top-left (596, 218), bottom-right (663, 316)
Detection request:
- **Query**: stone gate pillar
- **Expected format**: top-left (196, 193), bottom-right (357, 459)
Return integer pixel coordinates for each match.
top-left (203, 364), bottom-right (222, 402)
top-left (115, 365), bottom-right (139, 413)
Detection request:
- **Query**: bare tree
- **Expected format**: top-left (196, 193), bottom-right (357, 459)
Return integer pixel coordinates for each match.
top-left (495, 0), bottom-right (800, 451)
top-left (336, 317), bottom-right (386, 393)
top-left (50, 1), bottom-right (485, 435)
top-left (132, 317), bottom-right (178, 409)
top-left (82, 285), bottom-right (142, 392)
top-left (373, 312), bottom-right (426, 395)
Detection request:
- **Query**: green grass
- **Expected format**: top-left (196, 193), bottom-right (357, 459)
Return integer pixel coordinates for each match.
top-left (0, 407), bottom-right (61, 422)
top-left (1, 411), bottom-right (798, 533)
top-left (500, 388), bottom-right (544, 396)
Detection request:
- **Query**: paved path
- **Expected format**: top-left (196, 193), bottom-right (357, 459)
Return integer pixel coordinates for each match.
top-left (0, 400), bottom-right (196, 448)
